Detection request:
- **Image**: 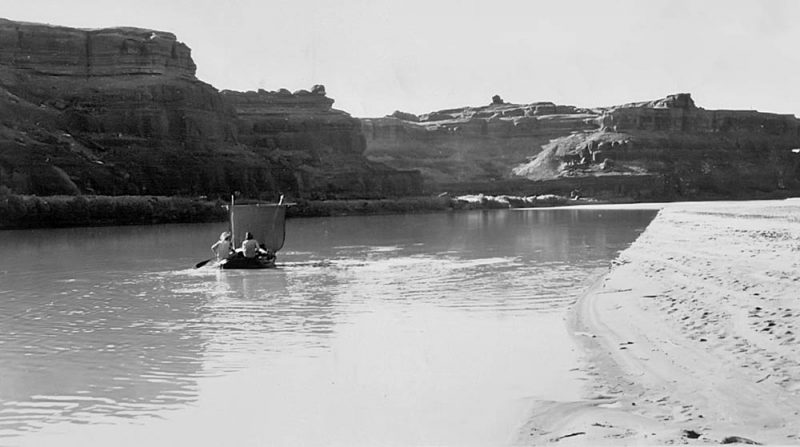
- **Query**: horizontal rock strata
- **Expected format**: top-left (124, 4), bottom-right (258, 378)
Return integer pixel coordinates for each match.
top-left (0, 18), bottom-right (422, 199)
top-left (363, 93), bottom-right (800, 200)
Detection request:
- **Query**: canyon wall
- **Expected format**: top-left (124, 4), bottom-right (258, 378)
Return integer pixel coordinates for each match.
top-left (361, 98), bottom-right (597, 185)
top-left (222, 87), bottom-right (421, 198)
top-left (363, 94), bottom-right (800, 200)
top-left (0, 18), bottom-right (421, 199)
top-left (2, 17), bottom-right (796, 203)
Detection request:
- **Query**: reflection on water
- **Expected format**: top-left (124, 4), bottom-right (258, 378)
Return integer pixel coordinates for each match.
top-left (0, 208), bottom-right (655, 445)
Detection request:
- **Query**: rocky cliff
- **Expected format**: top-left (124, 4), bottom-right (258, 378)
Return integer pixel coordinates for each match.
top-left (363, 94), bottom-right (800, 200)
top-left (3, 17), bottom-right (796, 203)
top-left (0, 18), bottom-right (421, 199)
top-left (361, 96), bottom-right (597, 185)
top-left (221, 87), bottom-right (421, 198)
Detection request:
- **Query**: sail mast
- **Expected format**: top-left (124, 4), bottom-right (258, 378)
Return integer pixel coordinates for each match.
top-left (230, 194), bottom-right (235, 246)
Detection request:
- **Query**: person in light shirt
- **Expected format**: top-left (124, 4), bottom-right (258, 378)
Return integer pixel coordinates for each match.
top-left (210, 231), bottom-right (233, 261)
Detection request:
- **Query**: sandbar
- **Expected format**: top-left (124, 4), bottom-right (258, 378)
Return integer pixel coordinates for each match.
top-left (520, 199), bottom-right (800, 445)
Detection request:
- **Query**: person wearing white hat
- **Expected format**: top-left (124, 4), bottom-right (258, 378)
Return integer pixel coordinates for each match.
top-left (211, 231), bottom-right (233, 261)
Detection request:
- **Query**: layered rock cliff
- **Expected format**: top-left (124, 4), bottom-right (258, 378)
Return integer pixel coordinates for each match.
top-left (363, 94), bottom-right (800, 200)
top-left (361, 97), bottom-right (597, 185)
top-left (0, 18), bottom-right (421, 199)
top-left (221, 87), bottom-right (421, 198)
top-left (3, 17), bottom-right (796, 203)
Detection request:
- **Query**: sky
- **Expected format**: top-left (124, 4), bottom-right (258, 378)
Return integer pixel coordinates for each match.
top-left (3, 0), bottom-right (799, 117)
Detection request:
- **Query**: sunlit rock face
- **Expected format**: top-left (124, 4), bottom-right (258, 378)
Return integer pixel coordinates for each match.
top-left (362, 100), bottom-right (598, 185)
top-left (0, 18), bottom-right (422, 198)
top-left (363, 93), bottom-right (800, 200)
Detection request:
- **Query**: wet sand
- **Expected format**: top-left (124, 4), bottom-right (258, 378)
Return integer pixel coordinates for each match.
top-left (520, 199), bottom-right (800, 445)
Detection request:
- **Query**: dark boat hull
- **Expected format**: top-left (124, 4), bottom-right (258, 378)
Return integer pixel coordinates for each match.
top-left (220, 254), bottom-right (276, 269)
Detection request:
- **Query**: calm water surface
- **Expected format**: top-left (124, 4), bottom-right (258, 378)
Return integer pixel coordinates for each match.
top-left (0, 208), bottom-right (656, 446)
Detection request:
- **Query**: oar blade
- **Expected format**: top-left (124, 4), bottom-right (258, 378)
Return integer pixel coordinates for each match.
top-left (195, 259), bottom-right (212, 268)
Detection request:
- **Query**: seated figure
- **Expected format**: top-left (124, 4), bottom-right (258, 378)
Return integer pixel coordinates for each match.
top-left (241, 232), bottom-right (261, 258)
top-left (211, 231), bottom-right (233, 261)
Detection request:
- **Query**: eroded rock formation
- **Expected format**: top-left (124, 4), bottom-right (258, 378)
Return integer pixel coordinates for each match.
top-left (2, 16), bottom-right (796, 203)
top-left (361, 98), bottom-right (596, 185)
top-left (363, 93), bottom-right (800, 200)
top-left (0, 18), bottom-right (421, 199)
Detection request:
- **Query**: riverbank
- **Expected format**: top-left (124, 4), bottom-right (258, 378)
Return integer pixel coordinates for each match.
top-left (0, 193), bottom-right (595, 229)
top-left (0, 194), bottom-right (228, 229)
top-left (520, 199), bottom-right (800, 445)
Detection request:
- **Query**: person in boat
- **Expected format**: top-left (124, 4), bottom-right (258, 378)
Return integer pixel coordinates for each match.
top-left (210, 231), bottom-right (233, 261)
top-left (241, 232), bottom-right (262, 258)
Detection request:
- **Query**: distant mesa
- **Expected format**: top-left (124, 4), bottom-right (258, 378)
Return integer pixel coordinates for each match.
top-left (361, 92), bottom-right (800, 200)
top-left (612, 93), bottom-right (696, 110)
top-left (388, 110), bottom-right (420, 122)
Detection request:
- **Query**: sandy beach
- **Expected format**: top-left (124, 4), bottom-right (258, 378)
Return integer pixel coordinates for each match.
top-left (521, 199), bottom-right (800, 445)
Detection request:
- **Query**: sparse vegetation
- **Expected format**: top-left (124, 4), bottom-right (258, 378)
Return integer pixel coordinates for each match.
top-left (0, 193), bottom-right (592, 229)
top-left (0, 194), bottom-right (228, 229)
top-left (287, 197), bottom-right (454, 217)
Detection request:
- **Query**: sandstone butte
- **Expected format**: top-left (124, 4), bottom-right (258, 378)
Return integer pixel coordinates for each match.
top-left (0, 18), bottom-right (422, 199)
top-left (1, 17), bottom-right (799, 202)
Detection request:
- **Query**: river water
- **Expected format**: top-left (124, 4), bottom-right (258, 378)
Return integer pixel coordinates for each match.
top-left (0, 208), bottom-right (656, 446)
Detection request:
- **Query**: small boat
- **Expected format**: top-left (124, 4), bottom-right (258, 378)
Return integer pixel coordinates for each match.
top-left (221, 252), bottom-right (277, 269)
top-left (219, 196), bottom-right (289, 270)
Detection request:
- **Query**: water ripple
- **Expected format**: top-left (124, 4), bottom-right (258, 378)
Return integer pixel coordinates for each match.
top-left (0, 209), bottom-right (656, 441)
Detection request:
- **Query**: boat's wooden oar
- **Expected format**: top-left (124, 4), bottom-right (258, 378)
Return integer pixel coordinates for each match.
top-left (194, 258), bottom-right (213, 268)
